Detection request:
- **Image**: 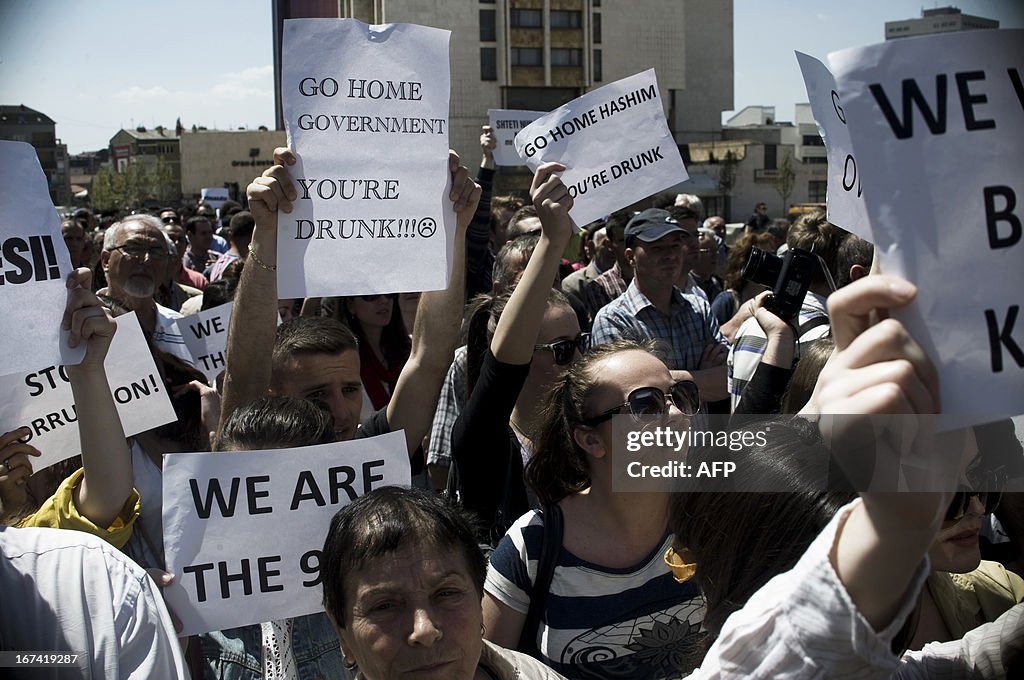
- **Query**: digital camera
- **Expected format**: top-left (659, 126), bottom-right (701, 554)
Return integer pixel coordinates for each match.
top-left (741, 247), bottom-right (817, 322)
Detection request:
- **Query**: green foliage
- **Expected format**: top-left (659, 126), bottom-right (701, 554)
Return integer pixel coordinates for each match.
top-left (775, 150), bottom-right (796, 208)
top-left (88, 158), bottom-right (179, 211)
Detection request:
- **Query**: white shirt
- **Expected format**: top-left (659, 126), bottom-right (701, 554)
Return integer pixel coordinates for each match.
top-left (691, 500), bottom-right (1021, 678)
top-left (0, 525), bottom-right (188, 679)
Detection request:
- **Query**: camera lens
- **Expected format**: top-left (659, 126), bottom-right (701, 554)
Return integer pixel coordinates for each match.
top-left (741, 246), bottom-right (782, 288)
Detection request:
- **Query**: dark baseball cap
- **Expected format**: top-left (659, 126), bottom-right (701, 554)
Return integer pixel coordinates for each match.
top-left (624, 209), bottom-right (683, 247)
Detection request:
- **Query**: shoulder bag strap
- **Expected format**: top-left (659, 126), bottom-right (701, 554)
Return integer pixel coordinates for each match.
top-left (517, 503), bottom-right (564, 656)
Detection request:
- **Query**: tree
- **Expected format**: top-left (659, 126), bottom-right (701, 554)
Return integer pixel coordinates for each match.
top-left (775, 150), bottom-right (795, 211)
top-left (148, 157), bottom-right (177, 204)
top-left (89, 166), bottom-right (121, 213)
top-left (717, 150), bottom-right (738, 220)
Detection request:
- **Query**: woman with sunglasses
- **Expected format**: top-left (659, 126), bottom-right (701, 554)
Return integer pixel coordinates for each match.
top-left (482, 332), bottom-right (706, 678)
top-left (450, 162), bottom-right (585, 544)
top-left (909, 456), bottom-right (1024, 650)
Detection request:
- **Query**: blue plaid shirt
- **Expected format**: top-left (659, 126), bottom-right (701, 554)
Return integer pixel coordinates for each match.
top-left (590, 280), bottom-right (727, 370)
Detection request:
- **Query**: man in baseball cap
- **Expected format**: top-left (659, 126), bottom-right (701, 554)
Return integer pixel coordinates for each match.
top-left (591, 206), bottom-right (729, 403)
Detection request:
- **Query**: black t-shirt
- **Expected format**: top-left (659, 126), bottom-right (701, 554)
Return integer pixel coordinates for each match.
top-left (356, 407), bottom-right (425, 474)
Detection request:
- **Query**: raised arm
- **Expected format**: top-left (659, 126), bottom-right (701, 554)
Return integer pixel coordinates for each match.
top-left (386, 152), bottom-right (481, 455)
top-left (63, 268), bottom-right (131, 529)
top-left (219, 148), bottom-right (297, 427)
top-left (466, 125), bottom-right (498, 299)
top-left (491, 162), bottom-right (573, 362)
top-left (802, 275), bottom-right (948, 632)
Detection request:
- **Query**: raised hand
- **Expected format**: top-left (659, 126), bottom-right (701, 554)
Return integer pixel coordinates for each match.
top-left (449, 150), bottom-right (482, 229)
top-left (63, 268), bottom-right (116, 369)
top-left (530, 162), bottom-right (574, 244)
top-left (246, 147), bottom-right (298, 230)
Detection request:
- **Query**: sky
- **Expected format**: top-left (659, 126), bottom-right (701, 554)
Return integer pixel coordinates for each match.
top-left (1, 0), bottom-right (1021, 154)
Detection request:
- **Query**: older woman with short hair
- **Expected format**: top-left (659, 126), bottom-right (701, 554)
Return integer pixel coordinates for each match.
top-left (321, 486), bottom-right (565, 679)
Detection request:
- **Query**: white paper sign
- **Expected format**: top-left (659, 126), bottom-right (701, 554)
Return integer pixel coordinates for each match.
top-left (795, 52), bottom-right (872, 241)
top-left (200, 187), bottom-right (229, 210)
top-left (0, 141), bottom-right (85, 373)
top-left (176, 302), bottom-right (232, 383)
top-left (0, 312), bottom-right (177, 470)
top-left (279, 19), bottom-right (454, 298)
top-left (829, 29), bottom-right (1024, 428)
top-left (514, 70), bottom-right (688, 226)
top-left (488, 109), bottom-right (545, 166)
top-left (162, 430), bottom-right (411, 636)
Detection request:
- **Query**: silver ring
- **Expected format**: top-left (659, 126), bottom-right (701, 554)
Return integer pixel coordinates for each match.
top-left (2, 458), bottom-right (11, 472)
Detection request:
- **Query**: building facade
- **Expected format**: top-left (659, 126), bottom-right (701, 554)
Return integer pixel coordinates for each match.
top-left (272, 0), bottom-right (734, 175)
top-left (885, 6), bottom-right (998, 40)
top-left (0, 104), bottom-right (72, 207)
top-left (108, 126), bottom-right (182, 202)
top-left (683, 104), bottom-right (828, 223)
top-left (179, 129), bottom-right (287, 200)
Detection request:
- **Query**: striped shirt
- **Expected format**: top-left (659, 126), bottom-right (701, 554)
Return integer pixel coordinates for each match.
top-left (727, 291), bottom-right (830, 411)
top-left (486, 509), bottom-right (706, 679)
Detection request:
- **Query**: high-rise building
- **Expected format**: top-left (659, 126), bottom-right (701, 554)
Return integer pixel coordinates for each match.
top-left (272, 0), bottom-right (734, 171)
top-left (885, 6), bottom-right (998, 40)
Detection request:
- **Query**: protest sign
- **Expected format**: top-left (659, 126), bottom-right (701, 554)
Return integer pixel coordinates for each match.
top-left (0, 312), bottom-right (177, 470)
top-left (795, 52), bottom-right (872, 241)
top-left (829, 29), bottom-right (1024, 428)
top-left (279, 19), bottom-right (453, 298)
top-left (177, 302), bottom-right (232, 383)
top-left (162, 430), bottom-right (411, 636)
top-left (488, 109), bottom-right (545, 166)
top-left (0, 141), bottom-right (85, 373)
top-left (200, 187), bottom-right (229, 211)
top-left (513, 70), bottom-right (688, 226)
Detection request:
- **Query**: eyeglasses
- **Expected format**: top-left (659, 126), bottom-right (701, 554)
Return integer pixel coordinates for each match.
top-left (161, 216), bottom-right (179, 224)
top-left (534, 332), bottom-right (589, 366)
top-left (581, 380), bottom-right (700, 426)
top-left (110, 244), bottom-right (169, 261)
top-left (946, 468), bottom-right (1005, 522)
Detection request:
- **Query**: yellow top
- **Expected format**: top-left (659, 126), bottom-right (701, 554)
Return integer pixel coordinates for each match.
top-left (928, 559), bottom-right (1024, 639)
top-left (16, 467), bottom-right (141, 549)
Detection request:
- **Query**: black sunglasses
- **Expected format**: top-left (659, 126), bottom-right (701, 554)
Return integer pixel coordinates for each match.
top-left (535, 333), bottom-right (590, 366)
top-left (947, 468), bottom-right (1005, 522)
top-left (582, 380), bottom-right (700, 426)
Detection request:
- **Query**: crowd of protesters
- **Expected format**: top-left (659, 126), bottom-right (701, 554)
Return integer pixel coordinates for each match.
top-left (2, 116), bottom-right (1022, 680)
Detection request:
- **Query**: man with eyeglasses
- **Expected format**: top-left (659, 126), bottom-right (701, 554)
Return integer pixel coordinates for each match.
top-left (591, 208), bottom-right (730, 404)
top-left (100, 215), bottom-right (193, 366)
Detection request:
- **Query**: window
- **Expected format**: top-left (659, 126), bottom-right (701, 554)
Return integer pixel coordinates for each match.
top-left (550, 10), bottom-right (582, 28)
top-left (593, 12), bottom-right (602, 42)
top-left (505, 86), bottom-right (581, 110)
top-left (593, 49), bottom-right (602, 81)
top-left (808, 180), bottom-right (827, 202)
top-left (479, 10), bottom-right (496, 41)
top-left (551, 48), bottom-right (582, 67)
top-left (510, 8), bottom-right (542, 28)
top-left (511, 47), bottom-right (543, 67)
top-left (802, 134), bottom-right (824, 146)
top-left (480, 48), bottom-right (497, 80)
top-left (763, 144), bottom-right (777, 170)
